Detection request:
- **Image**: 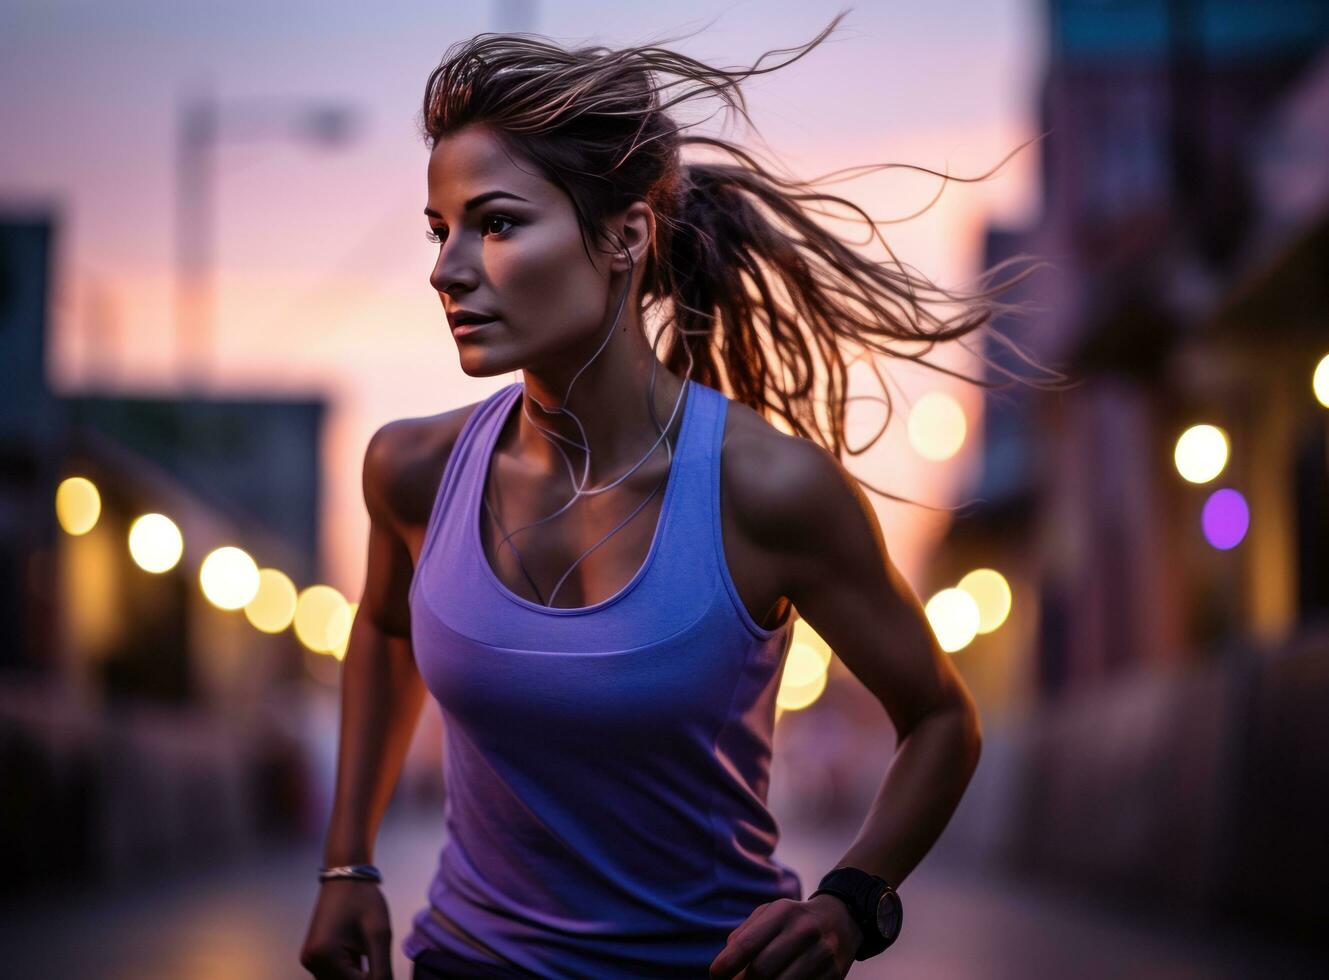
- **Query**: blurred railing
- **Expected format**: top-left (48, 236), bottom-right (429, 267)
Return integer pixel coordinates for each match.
top-left (0, 673), bottom-right (313, 899)
top-left (940, 622), bottom-right (1329, 945)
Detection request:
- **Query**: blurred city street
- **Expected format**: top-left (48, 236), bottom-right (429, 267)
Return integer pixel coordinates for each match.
top-left (4, 808), bottom-right (1326, 980)
top-left (5, 3), bottom-right (1329, 980)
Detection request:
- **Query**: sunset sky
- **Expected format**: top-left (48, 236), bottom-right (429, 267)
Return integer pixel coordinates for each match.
top-left (2, 0), bottom-right (1046, 598)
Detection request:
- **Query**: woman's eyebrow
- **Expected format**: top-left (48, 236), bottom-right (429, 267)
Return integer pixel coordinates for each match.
top-left (423, 190), bottom-right (531, 218)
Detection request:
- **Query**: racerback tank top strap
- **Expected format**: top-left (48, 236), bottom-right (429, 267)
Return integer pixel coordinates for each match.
top-left (411, 377), bottom-right (786, 651)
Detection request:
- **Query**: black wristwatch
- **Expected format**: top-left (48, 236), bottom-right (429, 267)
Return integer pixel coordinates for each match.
top-left (808, 866), bottom-right (903, 960)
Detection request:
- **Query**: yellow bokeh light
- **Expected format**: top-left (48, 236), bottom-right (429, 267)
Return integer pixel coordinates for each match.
top-left (329, 601), bottom-right (358, 660)
top-left (1173, 424), bottom-right (1229, 483)
top-left (957, 568), bottom-right (1012, 635)
top-left (782, 639), bottom-right (828, 688)
top-left (128, 513), bottom-right (184, 573)
top-left (776, 619), bottom-right (832, 713)
top-left (55, 476), bottom-right (101, 535)
top-left (925, 587), bottom-right (980, 653)
top-left (907, 391), bottom-right (967, 461)
top-left (790, 618), bottom-right (833, 664)
top-left (1314, 353), bottom-right (1329, 409)
top-left (244, 568), bottom-right (299, 633)
top-left (199, 546), bottom-right (261, 610)
top-left (294, 584), bottom-right (350, 654)
top-left (777, 669), bottom-right (828, 711)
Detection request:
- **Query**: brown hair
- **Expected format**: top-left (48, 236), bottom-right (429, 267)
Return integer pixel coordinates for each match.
top-left (419, 10), bottom-right (1068, 507)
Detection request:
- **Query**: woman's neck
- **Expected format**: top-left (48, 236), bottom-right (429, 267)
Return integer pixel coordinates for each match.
top-left (510, 326), bottom-right (689, 481)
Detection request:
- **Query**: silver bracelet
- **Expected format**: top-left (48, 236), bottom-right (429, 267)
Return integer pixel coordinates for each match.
top-left (318, 863), bottom-right (383, 884)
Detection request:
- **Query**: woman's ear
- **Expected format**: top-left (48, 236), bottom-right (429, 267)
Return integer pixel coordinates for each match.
top-left (609, 201), bottom-right (655, 272)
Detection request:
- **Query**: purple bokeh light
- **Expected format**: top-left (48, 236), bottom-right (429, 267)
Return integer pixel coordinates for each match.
top-left (1202, 488), bottom-right (1249, 550)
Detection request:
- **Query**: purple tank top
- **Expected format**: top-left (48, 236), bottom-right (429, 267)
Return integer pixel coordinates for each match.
top-left (401, 378), bottom-right (800, 977)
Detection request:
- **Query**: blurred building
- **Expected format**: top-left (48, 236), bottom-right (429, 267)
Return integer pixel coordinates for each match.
top-left (935, 0), bottom-right (1329, 946)
top-left (0, 210), bottom-right (329, 896)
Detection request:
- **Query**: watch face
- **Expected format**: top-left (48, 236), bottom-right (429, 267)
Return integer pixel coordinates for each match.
top-left (874, 888), bottom-right (902, 942)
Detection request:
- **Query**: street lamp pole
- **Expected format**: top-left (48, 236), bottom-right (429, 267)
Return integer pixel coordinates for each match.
top-left (174, 82), bottom-right (218, 392)
top-left (172, 82), bottom-right (358, 393)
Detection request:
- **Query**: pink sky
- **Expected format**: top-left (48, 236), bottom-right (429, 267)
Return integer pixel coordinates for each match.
top-left (1, 0), bottom-right (1044, 599)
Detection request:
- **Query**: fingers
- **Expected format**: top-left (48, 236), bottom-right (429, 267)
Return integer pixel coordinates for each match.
top-left (365, 925), bottom-right (394, 980)
top-left (710, 901), bottom-right (785, 978)
top-left (300, 949), bottom-right (368, 980)
top-left (712, 898), bottom-right (847, 980)
top-left (737, 923), bottom-right (820, 980)
top-left (770, 936), bottom-right (840, 980)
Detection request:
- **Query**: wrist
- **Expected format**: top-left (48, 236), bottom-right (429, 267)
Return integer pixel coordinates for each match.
top-left (809, 865), bottom-right (903, 961)
top-left (318, 862), bottom-right (383, 885)
top-left (323, 854), bottom-right (373, 867)
top-left (322, 842), bottom-right (373, 867)
top-left (809, 892), bottom-right (863, 949)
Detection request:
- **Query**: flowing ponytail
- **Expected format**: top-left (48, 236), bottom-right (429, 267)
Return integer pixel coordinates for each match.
top-left (420, 10), bottom-right (1069, 507)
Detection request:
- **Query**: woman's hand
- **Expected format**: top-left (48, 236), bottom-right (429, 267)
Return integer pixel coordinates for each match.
top-left (708, 894), bottom-right (862, 979)
top-left (299, 880), bottom-right (395, 979)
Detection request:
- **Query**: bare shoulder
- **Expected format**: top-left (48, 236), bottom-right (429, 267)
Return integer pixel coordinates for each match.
top-left (362, 399), bottom-right (485, 538)
top-left (719, 396), bottom-right (888, 618)
top-left (720, 397), bottom-right (862, 556)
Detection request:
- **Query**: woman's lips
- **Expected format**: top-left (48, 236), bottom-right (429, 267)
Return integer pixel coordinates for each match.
top-left (451, 317), bottom-right (498, 337)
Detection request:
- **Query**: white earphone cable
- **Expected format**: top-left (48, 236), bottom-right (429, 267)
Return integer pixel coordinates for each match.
top-left (482, 231), bottom-right (698, 607)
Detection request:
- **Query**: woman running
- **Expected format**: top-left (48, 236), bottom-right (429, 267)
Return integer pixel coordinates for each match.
top-left (301, 11), bottom-right (1057, 979)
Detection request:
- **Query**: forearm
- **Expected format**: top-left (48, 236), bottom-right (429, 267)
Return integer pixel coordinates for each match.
top-left (830, 705), bottom-right (981, 889)
top-left (322, 618), bottom-right (428, 866)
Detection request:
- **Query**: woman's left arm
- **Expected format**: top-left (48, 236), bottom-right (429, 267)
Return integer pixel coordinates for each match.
top-left (709, 434), bottom-right (983, 980)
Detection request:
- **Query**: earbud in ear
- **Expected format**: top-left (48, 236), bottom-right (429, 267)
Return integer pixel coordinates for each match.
top-left (610, 232), bottom-right (635, 272)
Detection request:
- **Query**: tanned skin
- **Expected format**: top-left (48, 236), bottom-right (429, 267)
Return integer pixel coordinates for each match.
top-left (301, 121), bottom-right (981, 980)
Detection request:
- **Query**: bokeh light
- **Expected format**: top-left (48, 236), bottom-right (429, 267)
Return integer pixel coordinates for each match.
top-left (790, 619), bottom-right (833, 671)
top-left (907, 391), bottom-right (967, 461)
top-left (1202, 488), bottom-right (1250, 550)
top-left (199, 546), bottom-right (261, 610)
top-left (776, 620), bottom-right (833, 712)
top-left (244, 567), bottom-right (299, 633)
top-left (957, 568), bottom-right (1012, 634)
top-left (1174, 424), bottom-right (1229, 483)
top-left (127, 513), bottom-right (184, 573)
top-left (328, 600), bottom-right (359, 660)
top-left (925, 587), bottom-right (981, 653)
top-left (776, 646), bottom-right (829, 711)
top-left (294, 584), bottom-right (351, 653)
top-left (55, 476), bottom-right (101, 535)
top-left (1314, 353), bottom-right (1329, 408)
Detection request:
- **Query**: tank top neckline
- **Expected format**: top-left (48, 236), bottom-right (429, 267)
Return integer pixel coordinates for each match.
top-left (470, 378), bottom-right (696, 617)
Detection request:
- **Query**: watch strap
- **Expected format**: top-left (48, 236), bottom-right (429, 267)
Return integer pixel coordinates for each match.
top-left (808, 866), bottom-right (896, 960)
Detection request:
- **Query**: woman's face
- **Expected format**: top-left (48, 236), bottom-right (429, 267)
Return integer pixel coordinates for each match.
top-left (425, 123), bottom-right (626, 377)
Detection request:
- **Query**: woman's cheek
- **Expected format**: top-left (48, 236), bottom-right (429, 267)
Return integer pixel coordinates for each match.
top-left (507, 249), bottom-right (576, 313)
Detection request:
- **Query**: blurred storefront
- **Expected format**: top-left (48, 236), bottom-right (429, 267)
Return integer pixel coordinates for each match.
top-left (0, 212), bottom-right (331, 897)
top-left (933, 0), bottom-right (1329, 946)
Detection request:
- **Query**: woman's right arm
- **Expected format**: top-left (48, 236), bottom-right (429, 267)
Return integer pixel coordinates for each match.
top-left (301, 420), bottom-right (439, 980)
top-left (322, 421), bottom-right (430, 871)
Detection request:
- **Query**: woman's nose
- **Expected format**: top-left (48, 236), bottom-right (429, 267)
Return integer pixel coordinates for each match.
top-left (430, 240), bottom-right (479, 294)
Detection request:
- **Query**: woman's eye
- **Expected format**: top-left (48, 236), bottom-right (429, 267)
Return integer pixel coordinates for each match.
top-left (482, 214), bottom-right (516, 236)
top-left (425, 215), bottom-right (515, 245)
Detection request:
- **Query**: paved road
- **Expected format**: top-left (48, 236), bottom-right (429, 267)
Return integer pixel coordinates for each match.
top-left (4, 809), bottom-right (1325, 979)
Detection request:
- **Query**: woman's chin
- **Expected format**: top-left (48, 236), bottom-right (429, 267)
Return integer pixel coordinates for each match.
top-left (456, 349), bottom-right (518, 379)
